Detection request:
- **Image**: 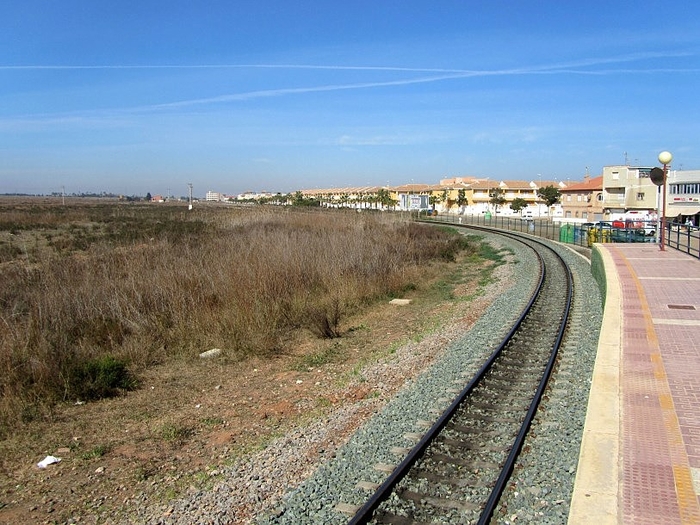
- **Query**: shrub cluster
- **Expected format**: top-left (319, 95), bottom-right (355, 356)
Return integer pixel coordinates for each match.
top-left (0, 204), bottom-right (473, 432)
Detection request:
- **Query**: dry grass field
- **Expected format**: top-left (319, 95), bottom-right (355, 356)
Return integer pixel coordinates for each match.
top-left (0, 198), bottom-right (505, 523)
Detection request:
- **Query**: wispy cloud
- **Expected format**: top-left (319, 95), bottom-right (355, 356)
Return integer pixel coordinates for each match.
top-left (149, 73), bottom-right (482, 109)
top-left (143, 51), bottom-right (697, 109)
top-left (0, 50), bottom-right (691, 72)
top-left (1, 51), bottom-right (695, 122)
top-left (335, 134), bottom-right (427, 147)
top-left (471, 127), bottom-right (544, 145)
top-left (0, 114), bottom-right (131, 132)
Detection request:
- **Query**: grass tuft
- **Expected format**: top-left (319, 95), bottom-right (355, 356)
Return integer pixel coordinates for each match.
top-left (67, 355), bottom-right (137, 401)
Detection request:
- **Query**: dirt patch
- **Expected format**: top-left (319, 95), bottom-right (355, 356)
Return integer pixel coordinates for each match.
top-left (0, 252), bottom-right (502, 525)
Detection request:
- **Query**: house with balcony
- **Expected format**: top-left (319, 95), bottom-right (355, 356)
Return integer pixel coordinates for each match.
top-left (465, 179), bottom-right (565, 216)
top-left (295, 177), bottom-right (573, 215)
top-left (559, 176), bottom-right (604, 222)
top-left (601, 165), bottom-right (657, 218)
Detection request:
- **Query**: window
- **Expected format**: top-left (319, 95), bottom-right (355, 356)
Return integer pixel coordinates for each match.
top-left (673, 183), bottom-right (700, 195)
top-left (612, 171), bottom-right (620, 180)
top-left (596, 193), bottom-right (603, 202)
top-left (636, 192), bottom-right (645, 201)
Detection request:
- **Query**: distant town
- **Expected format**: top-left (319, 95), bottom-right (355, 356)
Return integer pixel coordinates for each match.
top-left (202, 164), bottom-right (700, 226)
top-left (6, 163), bottom-right (700, 226)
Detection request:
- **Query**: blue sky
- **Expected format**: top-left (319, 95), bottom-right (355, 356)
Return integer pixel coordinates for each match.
top-left (1, 1), bottom-right (698, 197)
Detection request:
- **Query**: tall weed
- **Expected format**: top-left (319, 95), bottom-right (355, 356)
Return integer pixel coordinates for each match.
top-left (0, 204), bottom-right (474, 432)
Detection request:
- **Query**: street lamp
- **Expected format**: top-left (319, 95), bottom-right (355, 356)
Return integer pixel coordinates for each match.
top-left (650, 151), bottom-right (673, 250)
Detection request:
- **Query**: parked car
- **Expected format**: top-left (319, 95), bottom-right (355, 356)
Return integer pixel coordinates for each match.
top-left (611, 227), bottom-right (648, 243)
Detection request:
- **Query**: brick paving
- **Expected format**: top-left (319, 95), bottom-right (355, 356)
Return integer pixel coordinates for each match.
top-left (575, 245), bottom-right (700, 524)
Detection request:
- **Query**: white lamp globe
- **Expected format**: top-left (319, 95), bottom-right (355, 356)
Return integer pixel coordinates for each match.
top-left (658, 151), bottom-right (673, 165)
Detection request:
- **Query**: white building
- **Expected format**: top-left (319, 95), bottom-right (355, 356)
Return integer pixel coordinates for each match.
top-left (236, 191), bottom-right (275, 201)
top-left (206, 191), bottom-right (223, 202)
top-left (667, 170), bottom-right (700, 225)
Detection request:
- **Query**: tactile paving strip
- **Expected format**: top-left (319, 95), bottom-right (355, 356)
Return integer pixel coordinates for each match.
top-left (613, 247), bottom-right (700, 524)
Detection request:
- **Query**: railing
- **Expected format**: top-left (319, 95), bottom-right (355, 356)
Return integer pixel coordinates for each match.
top-left (419, 212), bottom-right (700, 259)
top-left (666, 223), bottom-right (700, 258)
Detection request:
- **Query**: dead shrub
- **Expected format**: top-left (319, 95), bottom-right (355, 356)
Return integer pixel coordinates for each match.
top-left (307, 297), bottom-right (344, 339)
top-left (0, 204), bottom-right (474, 432)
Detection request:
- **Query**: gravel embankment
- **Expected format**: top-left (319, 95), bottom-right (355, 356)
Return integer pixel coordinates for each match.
top-left (493, 242), bottom-right (602, 525)
top-left (129, 232), bottom-right (602, 525)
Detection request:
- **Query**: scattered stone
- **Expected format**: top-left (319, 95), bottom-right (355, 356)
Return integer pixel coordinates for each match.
top-left (389, 298), bottom-right (412, 305)
top-left (199, 348), bottom-right (222, 359)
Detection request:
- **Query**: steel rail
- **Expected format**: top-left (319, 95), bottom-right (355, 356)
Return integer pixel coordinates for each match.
top-left (477, 231), bottom-right (573, 524)
top-left (347, 231), bottom-right (551, 525)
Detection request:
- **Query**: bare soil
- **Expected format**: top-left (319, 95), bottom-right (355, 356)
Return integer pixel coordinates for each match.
top-left (0, 252), bottom-right (499, 525)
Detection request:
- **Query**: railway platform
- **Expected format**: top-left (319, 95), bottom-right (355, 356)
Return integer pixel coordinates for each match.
top-left (569, 244), bottom-right (700, 524)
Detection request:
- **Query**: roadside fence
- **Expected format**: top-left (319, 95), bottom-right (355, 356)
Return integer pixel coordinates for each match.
top-left (417, 212), bottom-right (700, 260)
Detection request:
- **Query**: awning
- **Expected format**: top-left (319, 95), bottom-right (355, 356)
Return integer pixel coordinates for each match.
top-left (667, 204), bottom-right (700, 216)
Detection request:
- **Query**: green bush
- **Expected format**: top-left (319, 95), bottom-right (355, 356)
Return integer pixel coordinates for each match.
top-left (68, 355), bottom-right (137, 401)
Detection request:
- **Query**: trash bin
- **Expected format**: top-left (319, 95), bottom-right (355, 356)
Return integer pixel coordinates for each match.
top-left (559, 224), bottom-right (574, 243)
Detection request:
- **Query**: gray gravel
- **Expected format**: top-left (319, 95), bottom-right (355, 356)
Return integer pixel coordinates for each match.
top-left (127, 232), bottom-right (602, 525)
top-left (256, 234), bottom-right (602, 525)
top-left (493, 241), bottom-right (602, 525)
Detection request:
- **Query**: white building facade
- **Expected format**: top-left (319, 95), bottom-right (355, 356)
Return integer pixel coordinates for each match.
top-left (667, 169), bottom-right (700, 226)
top-left (206, 191), bottom-right (224, 202)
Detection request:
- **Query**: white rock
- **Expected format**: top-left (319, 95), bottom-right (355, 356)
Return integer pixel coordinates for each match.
top-left (199, 348), bottom-right (222, 359)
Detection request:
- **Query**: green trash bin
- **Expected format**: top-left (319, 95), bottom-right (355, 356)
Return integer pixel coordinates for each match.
top-left (485, 211), bottom-right (492, 220)
top-left (559, 224), bottom-right (574, 243)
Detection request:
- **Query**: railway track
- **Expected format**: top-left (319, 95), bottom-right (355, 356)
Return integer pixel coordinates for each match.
top-left (347, 230), bottom-right (573, 525)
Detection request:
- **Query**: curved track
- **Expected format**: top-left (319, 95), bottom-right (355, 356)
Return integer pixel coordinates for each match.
top-left (347, 227), bottom-right (573, 525)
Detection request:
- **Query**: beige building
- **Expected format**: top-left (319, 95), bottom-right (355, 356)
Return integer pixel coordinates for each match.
top-left (601, 165), bottom-right (657, 216)
top-left (299, 178), bottom-right (570, 215)
top-left (466, 179), bottom-right (565, 216)
top-left (559, 176), bottom-right (604, 222)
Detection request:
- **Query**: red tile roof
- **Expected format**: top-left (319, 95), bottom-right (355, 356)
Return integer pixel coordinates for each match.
top-left (561, 176), bottom-right (603, 192)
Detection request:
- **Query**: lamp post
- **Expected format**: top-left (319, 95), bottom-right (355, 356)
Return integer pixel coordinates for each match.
top-left (651, 151), bottom-right (673, 250)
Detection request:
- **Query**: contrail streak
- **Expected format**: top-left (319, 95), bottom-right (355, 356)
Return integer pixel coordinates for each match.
top-left (0, 50), bottom-right (690, 72)
top-left (0, 50), bottom-right (694, 116)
